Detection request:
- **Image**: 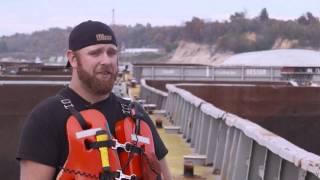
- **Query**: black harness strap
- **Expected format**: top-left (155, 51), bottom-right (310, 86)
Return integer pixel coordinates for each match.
top-left (59, 96), bottom-right (89, 130)
top-left (87, 140), bottom-right (116, 149)
top-left (130, 103), bottom-right (145, 136)
top-left (118, 97), bottom-right (144, 136)
top-left (100, 170), bottom-right (138, 180)
top-left (118, 98), bottom-right (147, 172)
top-left (88, 140), bottom-right (143, 155)
top-left (68, 106), bottom-right (89, 130)
top-left (99, 170), bottom-right (119, 180)
top-left (125, 143), bottom-right (143, 154)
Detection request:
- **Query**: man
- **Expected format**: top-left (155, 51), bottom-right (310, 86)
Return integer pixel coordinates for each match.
top-left (17, 20), bottom-right (172, 180)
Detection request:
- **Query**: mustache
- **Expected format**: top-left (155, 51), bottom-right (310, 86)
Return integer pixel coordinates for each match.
top-left (95, 65), bottom-right (117, 75)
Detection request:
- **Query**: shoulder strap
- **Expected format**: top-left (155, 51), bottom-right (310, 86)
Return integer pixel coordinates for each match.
top-left (116, 97), bottom-right (144, 118)
top-left (116, 97), bottom-right (132, 115)
top-left (58, 95), bottom-right (89, 130)
top-left (130, 103), bottom-right (142, 135)
top-left (116, 97), bottom-right (146, 135)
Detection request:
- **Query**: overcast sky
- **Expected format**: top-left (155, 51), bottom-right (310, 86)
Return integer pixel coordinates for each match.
top-left (1, 0), bottom-right (319, 36)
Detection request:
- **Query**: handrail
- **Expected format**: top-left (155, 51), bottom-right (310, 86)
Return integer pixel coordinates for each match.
top-left (201, 103), bottom-right (320, 177)
top-left (140, 79), bottom-right (320, 179)
top-left (140, 79), bottom-right (168, 97)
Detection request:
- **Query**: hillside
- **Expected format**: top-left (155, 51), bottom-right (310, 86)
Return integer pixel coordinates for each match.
top-left (168, 36), bottom-right (307, 66)
top-left (1, 10), bottom-right (320, 61)
top-left (169, 41), bottom-right (233, 65)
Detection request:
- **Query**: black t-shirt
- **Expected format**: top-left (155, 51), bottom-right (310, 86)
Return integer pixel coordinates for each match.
top-left (17, 86), bottom-right (168, 176)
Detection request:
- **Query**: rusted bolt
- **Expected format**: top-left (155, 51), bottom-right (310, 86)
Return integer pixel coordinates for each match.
top-left (212, 168), bottom-right (221, 175)
top-left (155, 118), bottom-right (163, 128)
top-left (183, 161), bottom-right (194, 177)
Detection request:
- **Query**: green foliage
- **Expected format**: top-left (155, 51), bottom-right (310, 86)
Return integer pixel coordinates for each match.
top-left (2, 9), bottom-right (320, 59)
top-left (0, 40), bottom-right (8, 53)
top-left (165, 43), bottom-right (178, 53)
top-left (183, 17), bottom-right (205, 42)
top-left (259, 8), bottom-right (269, 22)
top-left (230, 12), bottom-right (246, 22)
top-left (0, 27), bottom-right (71, 59)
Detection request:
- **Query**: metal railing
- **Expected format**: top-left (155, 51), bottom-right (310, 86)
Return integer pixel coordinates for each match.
top-left (133, 65), bottom-right (283, 82)
top-left (140, 79), bottom-right (320, 180)
top-left (139, 79), bottom-right (168, 110)
top-left (134, 65), bottom-right (320, 85)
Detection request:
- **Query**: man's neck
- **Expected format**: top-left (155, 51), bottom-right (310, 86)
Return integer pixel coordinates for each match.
top-left (69, 81), bottom-right (110, 104)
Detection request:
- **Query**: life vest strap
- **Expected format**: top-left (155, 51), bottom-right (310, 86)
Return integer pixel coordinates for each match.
top-left (125, 143), bottom-right (143, 154)
top-left (87, 139), bottom-right (142, 154)
top-left (100, 169), bottom-right (138, 180)
top-left (59, 96), bottom-right (89, 130)
top-left (68, 107), bottom-right (89, 130)
top-left (113, 140), bottom-right (143, 154)
top-left (99, 169), bottom-right (119, 180)
top-left (87, 139), bottom-right (116, 149)
top-left (86, 139), bottom-right (143, 154)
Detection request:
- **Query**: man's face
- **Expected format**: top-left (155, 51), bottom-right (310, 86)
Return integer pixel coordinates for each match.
top-left (75, 44), bottom-right (118, 96)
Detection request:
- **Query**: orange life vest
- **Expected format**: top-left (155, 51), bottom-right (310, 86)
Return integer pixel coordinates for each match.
top-left (56, 109), bottom-right (124, 180)
top-left (115, 116), bottom-right (155, 178)
top-left (57, 98), bottom-right (159, 180)
top-left (115, 102), bottom-right (160, 180)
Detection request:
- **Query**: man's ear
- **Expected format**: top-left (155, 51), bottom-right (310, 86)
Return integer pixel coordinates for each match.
top-left (116, 56), bottom-right (119, 73)
top-left (66, 50), bottom-right (78, 68)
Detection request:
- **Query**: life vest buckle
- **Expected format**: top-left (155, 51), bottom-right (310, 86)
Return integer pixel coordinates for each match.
top-left (120, 103), bottom-right (131, 115)
top-left (112, 139), bottom-right (131, 152)
top-left (60, 99), bottom-right (74, 110)
top-left (116, 170), bottom-right (137, 180)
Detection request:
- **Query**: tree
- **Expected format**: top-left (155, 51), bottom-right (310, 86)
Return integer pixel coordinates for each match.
top-left (230, 11), bottom-right (246, 22)
top-left (297, 15), bottom-right (309, 25)
top-left (306, 12), bottom-right (319, 24)
top-left (297, 12), bottom-right (319, 25)
top-left (259, 8), bottom-right (269, 22)
top-left (184, 17), bottom-right (205, 42)
top-left (0, 40), bottom-right (8, 53)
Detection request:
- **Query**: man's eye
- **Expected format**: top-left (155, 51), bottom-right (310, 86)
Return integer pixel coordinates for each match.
top-left (89, 50), bottom-right (100, 56)
top-left (107, 48), bottom-right (118, 57)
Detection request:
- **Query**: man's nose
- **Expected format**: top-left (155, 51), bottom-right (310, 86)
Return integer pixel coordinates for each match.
top-left (100, 52), bottom-right (112, 65)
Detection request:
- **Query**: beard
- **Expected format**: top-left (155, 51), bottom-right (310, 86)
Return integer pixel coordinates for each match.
top-left (77, 60), bottom-right (117, 96)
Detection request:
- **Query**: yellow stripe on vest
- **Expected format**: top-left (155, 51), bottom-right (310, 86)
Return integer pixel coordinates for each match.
top-left (96, 133), bottom-right (110, 168)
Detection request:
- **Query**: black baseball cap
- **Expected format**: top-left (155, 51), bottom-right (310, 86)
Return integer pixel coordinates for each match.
top-left (66, 20), bottom-right (117, 67)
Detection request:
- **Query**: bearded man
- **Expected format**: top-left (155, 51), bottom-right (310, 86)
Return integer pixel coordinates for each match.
top-left (17, 20), bottom-right (172, 180)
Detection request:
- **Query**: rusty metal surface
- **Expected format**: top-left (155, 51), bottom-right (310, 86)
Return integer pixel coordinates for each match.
top-left (0, 75), bottom-right (71, 81)
top-left (18, 65), bottom-right (71, 75)
top-left (178, 84), bottom-right (320, 155)
top-left (132, 63), bottom-right (208, 66)
top-left (146, 80), bottom-right (289, 92)
top-left (0, 84), bottom-right (64, 179)
top-left (18, 70), bottom-right (71, 76)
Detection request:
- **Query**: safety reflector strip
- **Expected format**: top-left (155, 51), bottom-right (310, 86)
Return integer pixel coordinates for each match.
top-left (76, 128), bottom-right (102, 139)
top-left (131, 134), bottom-right (150, 144)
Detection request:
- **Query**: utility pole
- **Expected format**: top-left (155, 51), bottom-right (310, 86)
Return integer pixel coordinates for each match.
top-left (112, 8), bottom-right (115, 26)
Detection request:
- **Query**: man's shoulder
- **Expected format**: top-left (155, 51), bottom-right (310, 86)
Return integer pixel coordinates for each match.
top-left (30, 95), bottom-right (65, 118)
top-left (22, 94), bottom-right (68, 133)
top-left (32, 87), bottom-right (71, 113)
top-left (35, 95), bottom-right (60, 110)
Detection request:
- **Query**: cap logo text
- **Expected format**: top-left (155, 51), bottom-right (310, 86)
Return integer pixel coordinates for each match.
top-left (96, 34), bottom-right (112, 41)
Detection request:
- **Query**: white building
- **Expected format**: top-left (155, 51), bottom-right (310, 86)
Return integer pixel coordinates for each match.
top-left (220, 49), bottom-right (320, 85)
